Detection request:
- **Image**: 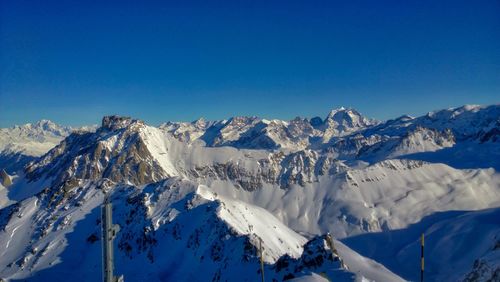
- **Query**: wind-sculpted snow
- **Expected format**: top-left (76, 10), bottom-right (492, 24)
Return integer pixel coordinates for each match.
top-left (0, 104), bottom-right (498, 281)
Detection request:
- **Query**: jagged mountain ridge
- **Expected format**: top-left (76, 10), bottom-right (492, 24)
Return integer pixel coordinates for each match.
top-left (0, 104), bottom-right (499, 281)
top-left (25, 116), bottom-right (176, 188)
top-left (159, 107), bottom-right (379, 150)
top-left (2, 105), bottom-right (497, 169)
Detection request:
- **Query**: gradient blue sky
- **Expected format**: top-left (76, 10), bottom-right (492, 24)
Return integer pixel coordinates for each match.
top-left (1, 0), bottom-right (499, 127)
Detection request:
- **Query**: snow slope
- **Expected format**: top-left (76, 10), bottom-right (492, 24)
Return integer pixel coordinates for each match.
top-left (0, 104), bottom-right (498, 281)
top-left (0, 179), bottom-right (403, 281)
top-left (343, 207), bottom-right (500, 281)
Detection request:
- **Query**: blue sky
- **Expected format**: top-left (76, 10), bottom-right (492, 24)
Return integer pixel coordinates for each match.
top-left (0, 0), bottom-right (499, 127)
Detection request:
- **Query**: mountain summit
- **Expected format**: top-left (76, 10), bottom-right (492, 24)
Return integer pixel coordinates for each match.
top-left (0, 105), bottom-right (499, 281)
top-left (326, 107), bottom-right (377, 129)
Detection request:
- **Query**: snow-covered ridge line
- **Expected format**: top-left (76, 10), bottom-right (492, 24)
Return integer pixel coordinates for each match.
top-left (0, 104), bottom-right (498, 281)
top-left (0, 178), bottom-right (404, 281)
top-left (1, 104), bottom-right (497, 157)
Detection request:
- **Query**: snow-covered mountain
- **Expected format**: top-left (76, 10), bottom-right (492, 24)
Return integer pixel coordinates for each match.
top-left (343, 207), bottom-right (500, 281)
top-left (0, 120), bottom-right (71, 155)
top-left (0, 120), bottom-right (97, 174)
top-left (159, 107), bottom-right (375, 150)
top-left (0, 104), bottom-right (499, 281)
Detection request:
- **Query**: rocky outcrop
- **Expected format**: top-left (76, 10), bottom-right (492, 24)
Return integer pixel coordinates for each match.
top-left (25, 116), bottom-right (170, 187)
top-left (274, 235), bottom-right (345, 281)
top-left (463, 259), bottom-right (500, 282)
top-left (188, 150), bottom-right (349, 190)
top-left (0, 152), bottom-right (35, 174)
top-left (101, 115), bottom-right (141, 131)
top-left (0, 169), bottom-right (12, 187)
top-left (356, 126), bottom-right (455, 161)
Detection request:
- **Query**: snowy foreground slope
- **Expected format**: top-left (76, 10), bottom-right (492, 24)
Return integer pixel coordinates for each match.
top-left (0, 104), bottom-right (499, 281)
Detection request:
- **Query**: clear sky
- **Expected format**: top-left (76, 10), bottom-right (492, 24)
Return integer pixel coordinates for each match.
top-left (1, 0), bottom-right (499, 127)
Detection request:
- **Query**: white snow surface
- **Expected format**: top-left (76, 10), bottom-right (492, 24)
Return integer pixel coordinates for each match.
top-left (139, 125), bottom-right (179, 176)
top-left (0, 104), bottom-right (499, 281)
top-left (0, 120), bottom-right (96, 157)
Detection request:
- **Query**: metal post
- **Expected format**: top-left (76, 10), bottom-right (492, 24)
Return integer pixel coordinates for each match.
top-left (259, 237), bottom-right (265, 282)
top-left (421, 233), bottom-right (424, 282)
top-left (102, 196), bottom-right (121, 282)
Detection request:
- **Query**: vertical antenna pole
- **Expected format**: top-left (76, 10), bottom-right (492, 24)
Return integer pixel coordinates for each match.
top-left (102, 196), bottom-right (121, 282)
top-left (259, 237), bottom-right (265, 282)
top-left (421, 233), bottom-right (424, 282)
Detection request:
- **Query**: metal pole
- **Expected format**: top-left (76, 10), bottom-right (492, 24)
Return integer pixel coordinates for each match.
top-left (421, 233), bottom-right (424, 282)
top-left (259, 237), bottom-right (265, 282)
top-left (102, 196), bottom-right (121, 282)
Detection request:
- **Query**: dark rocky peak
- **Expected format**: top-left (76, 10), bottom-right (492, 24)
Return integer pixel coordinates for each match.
top-left (26, 117), bottom-right (170, 188)
top-left (274, 234), bottom-right (346, 279)
top-left (101, 115), bottom-right (144, 131)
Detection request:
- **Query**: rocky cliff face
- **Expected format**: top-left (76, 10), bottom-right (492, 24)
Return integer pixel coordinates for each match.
top-left (25, 116), bottom-right (171, 188)
top-left (356, 126), bottom-right (456, 161)
top-left (0, 104), bottom-right (498, 281)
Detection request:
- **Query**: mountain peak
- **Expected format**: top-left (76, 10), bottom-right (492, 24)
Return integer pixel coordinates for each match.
top-left (27, 117), bottom-right (174, 187)
top-left (21, 119), bottom-right (64, 131)
top-left (192, 117), bottom-right (208, 128)
top-left (326, 107), bottom-right (346, 119)
top-left (325, 107), bottom-right (376, 131)
top-left (34, 119), bottom-right (57, 127)
top-left (101, 115), bottom-right (143, 131)
top-left (326, 107), bottom-right (361, 120)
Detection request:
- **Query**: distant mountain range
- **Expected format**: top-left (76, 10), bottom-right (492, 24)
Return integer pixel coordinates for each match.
top-left (0, 104), bottom-right (499, 281)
